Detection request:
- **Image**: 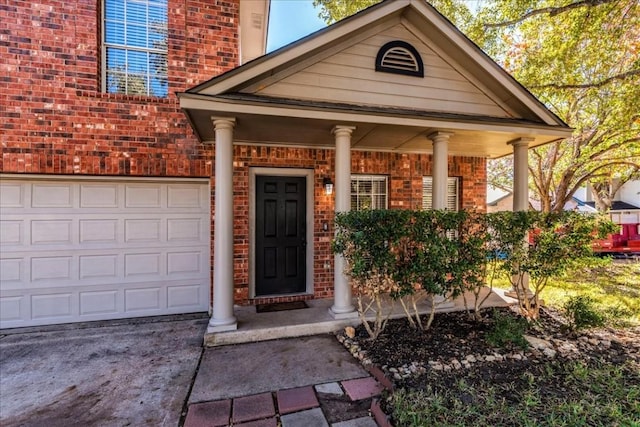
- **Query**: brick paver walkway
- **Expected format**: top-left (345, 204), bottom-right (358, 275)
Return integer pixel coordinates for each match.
top-left (184, 377), bottom-right (382, 426)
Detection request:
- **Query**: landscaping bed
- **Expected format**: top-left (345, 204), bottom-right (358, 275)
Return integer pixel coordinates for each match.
top-left (338, 307), bottom-right (640, 426)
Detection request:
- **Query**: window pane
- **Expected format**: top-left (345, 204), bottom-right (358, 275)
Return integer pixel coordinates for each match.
top-left (423, 176), bottom-right (459, 211)
top-left (126, 23), bottom-right (148, 48)
top-left (104, 0), bottom-right (167, 97)
top-left (351, 175), bottom-right (388, 211)
top-left (106, 47), bottom-right (126, 68)
top-left (105, 0), bottom-right (124, 20)
top-left (127, 50), bottom-right (148, 73)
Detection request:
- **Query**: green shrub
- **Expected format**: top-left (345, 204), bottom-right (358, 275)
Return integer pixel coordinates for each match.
top-left (564, 295), bottom-right (605, 330)
top-left (486, 309), bottom-right (529, 349)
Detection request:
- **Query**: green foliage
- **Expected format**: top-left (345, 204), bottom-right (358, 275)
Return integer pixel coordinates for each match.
top-left (564, 295), bottom-right (605, 330)
top-left (487, 211), bottom-right (616, 318)
top-left (333, 209), bottom-right (615, 336)
top-left (388, 360), bottom-right (640, 426)
top-left (486, 309), bottom-right (529, 349)
top-left (333, 209), bottom-right (490, 336)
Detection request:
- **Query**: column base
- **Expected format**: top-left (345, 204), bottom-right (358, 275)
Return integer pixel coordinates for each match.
top-left (329, 306), bottom-right (358, 319)
top-left (207, 316), bottom-right (238, 334)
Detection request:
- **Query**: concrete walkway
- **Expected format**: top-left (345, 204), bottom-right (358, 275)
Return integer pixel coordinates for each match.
top-left (186, 335), bottom-right (382, 426)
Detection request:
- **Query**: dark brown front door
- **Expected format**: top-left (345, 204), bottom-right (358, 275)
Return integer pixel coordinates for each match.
top-left (255, 175), bottom-right (307, 296)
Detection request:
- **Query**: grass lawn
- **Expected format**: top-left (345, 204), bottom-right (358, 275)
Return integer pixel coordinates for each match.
top-left (495, 260), bottom-right (640, 326)
top-left (381, 260), bottom-right (640, 426)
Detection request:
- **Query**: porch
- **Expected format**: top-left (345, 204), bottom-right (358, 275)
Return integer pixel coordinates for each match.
top-left (204, 288), bottom-right (517, 346)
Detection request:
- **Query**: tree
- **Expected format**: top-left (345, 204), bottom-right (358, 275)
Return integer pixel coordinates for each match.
top-left (484, 0), bottom-right (640, 212)
top-left (589, 164), bottom-right (640, 211)
top-left (314, 0), bottom-right (640, 212)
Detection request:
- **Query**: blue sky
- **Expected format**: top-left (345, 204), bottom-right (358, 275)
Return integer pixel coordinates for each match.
top-left (267, 0), bottom-right (327, 52)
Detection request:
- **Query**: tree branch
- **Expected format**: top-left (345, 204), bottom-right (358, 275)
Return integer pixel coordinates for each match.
top-left (530, 69), bottom-right (640, 90)
top-left (484, 0), bottom-right (618, 28)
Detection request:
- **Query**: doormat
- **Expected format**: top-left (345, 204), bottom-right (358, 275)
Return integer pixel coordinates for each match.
top-left (256, 301), bottom-right (308, 313)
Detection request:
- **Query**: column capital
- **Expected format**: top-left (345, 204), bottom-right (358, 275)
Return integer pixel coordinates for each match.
top-left (508, 137), bottom-right (535, 147)
top-left (211, 117), bottom-right (236, 130)
top-left (332, 125), bottom-right (356, 136)
top-left (427, 131), bottom-right (454, 143)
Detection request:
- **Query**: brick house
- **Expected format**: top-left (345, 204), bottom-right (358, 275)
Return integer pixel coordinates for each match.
top-left (0, 0), bottom-right (571, 331)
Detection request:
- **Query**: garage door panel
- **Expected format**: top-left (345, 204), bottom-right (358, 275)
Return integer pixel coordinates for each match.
top-left (31, 256), bottom-right (75, 282)
top-left (126, 185), bottom-right (162, 208)
top-left (1, 177), bottom-right (210, 328)
top-left (80, 183), bottom-right (119, 208)
top-left (32, 184), bottom-right (73, 208)
top-left (167, 184), bottom-right (206, 208)
top-left (0, 258), bottom-right (23, 283)
top-left (31, 220), bottom-right (73, 245)
top-left (125, 253), bottom-right (162, 277)
top-left (80, 255), bottom-right (119, 279)
top-left (168, 251), bottom-right (201, 275)
top-left (0, 296), bottom-right (23, 321)
top-left (31, 293), bottom-right (74, 320)
top-left (125, 287), bottom-right (162, 311)
top-left (167, 218), bottom-right (203, 242)
top-left (0, 182), bottom-right (25, 207)
top-left (80, 290), bottom-right (119, 315)
top-left (0, 220), bottom-right (23, 245)
top-left (168, 285), bottom-right (201, 308)
top-left (125, 219), bottom-right (162, 242)
top-left (80, 219), bottom-right (119, 243)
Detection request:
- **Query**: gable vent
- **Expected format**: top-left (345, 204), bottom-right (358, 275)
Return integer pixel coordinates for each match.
top-left (375, 41), bottom-right (424, 77)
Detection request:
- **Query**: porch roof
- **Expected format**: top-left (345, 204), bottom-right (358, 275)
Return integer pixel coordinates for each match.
top-left (178, 0), bottom-right (572, 159)
top-left (179, 92), bottom-right (571, 158)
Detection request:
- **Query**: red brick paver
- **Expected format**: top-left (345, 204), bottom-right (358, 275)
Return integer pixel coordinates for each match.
top-left (184, 400), bottom-right (231, 427)
top-left (341, 377), bottom-right (384, 401)
top-left (276, 386), bottom-right (319, 414)
top-left (232, 392), bottom-right (275, 424)
top-left (237, 417), bottom-right (279, 427)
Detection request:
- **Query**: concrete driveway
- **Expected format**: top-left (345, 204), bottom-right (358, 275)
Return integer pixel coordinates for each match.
top-left (0, 314), bottom-right (207, 427)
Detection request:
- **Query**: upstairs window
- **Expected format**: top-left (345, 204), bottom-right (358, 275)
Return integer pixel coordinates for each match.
top-left (103, 0), bottom-right (168, 97)
top-left (375, 40), bottom-right (424, 77)
top-left (351, 175), bottom-right (388, 210)
top-left (422, 177), bottom-right (460, 211)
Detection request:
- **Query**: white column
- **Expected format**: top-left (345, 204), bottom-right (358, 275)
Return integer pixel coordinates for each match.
top-left (330, 125), bottom-right (357, 319)
top-left (510, 138), bottom-right (533, 212)
top-left (208, 117), bottom-right (237, 333)
top-left (428, 131), bottom-right (453, 210)
top-left (507, 137), bottom-right (534, 299)
top-left (427, 131), bottom-right (455, 308)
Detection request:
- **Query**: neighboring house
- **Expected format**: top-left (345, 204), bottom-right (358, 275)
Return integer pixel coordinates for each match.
top-left (575, 180), bottom-right (640, 224)
top-left (486, 186), bottom-right (512, 213)
top-left (0, 0), bottom-right (571, 331)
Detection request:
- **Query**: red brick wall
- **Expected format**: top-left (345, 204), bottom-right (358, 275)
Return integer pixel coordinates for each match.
top-left (1, 0), bottom-right (487, 306)
top-left (1, 0), bottom-right (239, 176)
top-left (231, 147), bottom-right (486, 305)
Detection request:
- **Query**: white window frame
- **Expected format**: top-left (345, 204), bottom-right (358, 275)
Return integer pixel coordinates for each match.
top-left (102, 0), bottom-right (168, 97)
top-left (422, 176), bottom-right (460, 211)
top-left (351, 175), bottom-right (388, 211)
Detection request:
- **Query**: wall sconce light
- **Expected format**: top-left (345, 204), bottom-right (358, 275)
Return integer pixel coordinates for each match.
top-left (323, 177), bottom-right (334, 195)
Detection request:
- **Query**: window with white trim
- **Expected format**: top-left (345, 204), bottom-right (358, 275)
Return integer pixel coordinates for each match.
top-left (103, 0), bottom-right (168, 97)
top-left (351, 175), bottom-right (388, 210)
top-left (422, 177), bottom-right (460, 211)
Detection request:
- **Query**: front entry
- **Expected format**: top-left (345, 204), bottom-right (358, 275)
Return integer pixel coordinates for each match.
top-left (255, 175), bottom-right (307, 296)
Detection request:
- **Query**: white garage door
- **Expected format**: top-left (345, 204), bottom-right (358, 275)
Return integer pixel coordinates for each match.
top-left (0, 176), bottom-right (211, 328)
